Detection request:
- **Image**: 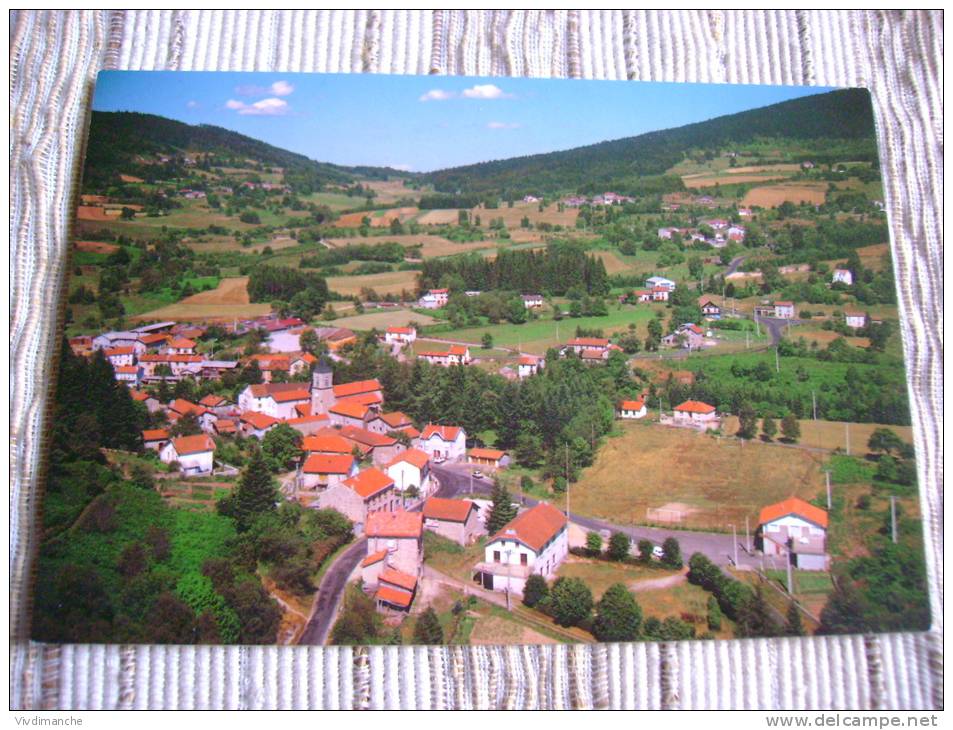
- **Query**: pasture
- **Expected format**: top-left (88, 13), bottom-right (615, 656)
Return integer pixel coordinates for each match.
top-left (415, 209), bottom-right (460, 226)
top-left (130, 277), bottom-right (272, 322)
top-left (325, 269), bottom-right (419, 297)
top-left (741, 183), bottom-right (827, 207)
top-left (326, 308), bottom-right (439, 331)
top-left (335, 206), bottom-right (418, 228)
top-left (471, 201), bottom-right (579, 228)
top-left (324, 234), bottom-right (493, 258)
top-left (569, 421), bottom-right (826, 531)
top-left (718, 416), bottom-right (912, 454)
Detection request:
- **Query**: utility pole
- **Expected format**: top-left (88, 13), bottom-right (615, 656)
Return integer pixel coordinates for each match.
top-left (812, 390), bottom-right (817, 421)
top-left (890, 496), bottom-right (898, 543)
top-left (775, 347), bottom-right (780, 373)
top-left (745, 516), bottom-right (751, 553)
top-left (746, 330), bottom-right (750, 349)
top-left (825, 470), bottom-right (832, 510)
top-left (565, 443), bottom-right (570, 519)
top-left (786, 549), bottom-right (794, 594)
top-left (732, 524), bottom-right (738, 565)
top-left (845, 422), bottom-right (850, 455)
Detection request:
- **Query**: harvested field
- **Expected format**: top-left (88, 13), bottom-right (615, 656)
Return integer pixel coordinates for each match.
top-left (335, 206), bottom-right (418, 228)
top-left (727, 163), bottom-right (802, 175)
top-left (593, 249), bottom-right (632, 275)
top-left (76, 206), bottom-right (114, 221)
top-left (326, 269), bottom-right (419, 297)
top-left (718, 417), bottom-right (912, 453)
top-left (469, 615), bottom-right (558, 645)
top-left (131, 278), bottom-right (272, 322)
top-left (415, 209), bottom-right (460, 226)
top-left (324, 234), bottom-right (491, 258)
top-left (792, 326), bottom-right (871, 349)
top-left (507, 229), bottom-right (544, 243)
top-left (328, 308), bottom-right (439, 330)
top-left (683, 173), bottom-right (788, 188)
top-left (119, 174), bottom-right (144, 183)
top-left (470, 202), bottom-right (578, 228)
top-left (362, 179), bottom-right (420, 204)
top-left (75, 240), bottom-right (120, 254)
top-left (570, 422), bottom-right (826, 530)
top-left (742, 183), bottom-right (827, 207)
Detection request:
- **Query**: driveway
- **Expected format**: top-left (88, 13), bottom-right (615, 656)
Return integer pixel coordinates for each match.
top-left (297, 537), bottom-right (367, 645)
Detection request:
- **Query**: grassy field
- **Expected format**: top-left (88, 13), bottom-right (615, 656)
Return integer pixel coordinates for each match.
top-left (324, 234), bottom-right (493, 259)
top-left (555, 555), bottom-right (678, 597)
top-left (469, 201), bottom-right (579, 228)
top-left (324, 308), bottom-right (439, 331)
top-left (325, 269), bottom-right (419, 297)
top-left (635, 580), bottom-right (737, 639)
top-left (741, 183), bottom-right (827, 207)
top-left (569, 421), bottom-right (826, 530)
top-left (719, 417), bottom-right (913, 454)
top-left (425, 305), bottom-right (658, 354)
top-left (130, 276), bottom-right (275, 322)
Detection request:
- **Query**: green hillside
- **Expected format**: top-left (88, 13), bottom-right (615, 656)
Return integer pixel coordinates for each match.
top-left (422, 88), bottom-right (877, 196)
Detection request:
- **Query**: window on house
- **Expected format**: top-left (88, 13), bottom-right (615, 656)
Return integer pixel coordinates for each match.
top-left (493, 551), bottom-right (501, 563)
top-left (520, 554), bottom-right (528, 566)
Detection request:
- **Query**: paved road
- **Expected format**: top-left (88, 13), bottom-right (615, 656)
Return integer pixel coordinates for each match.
top-left (297, 537), bottom-right (367, 645)
top-left (431, 463), bottom-right (760, 569)
top-left (755, 315), bottom-right (802, 345)
top-left (724, 255), bottom-right (748, 276)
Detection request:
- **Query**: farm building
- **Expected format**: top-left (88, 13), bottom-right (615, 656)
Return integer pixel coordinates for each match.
top-left (517, 354), bottom-right (544, 379)
top-left (757, 497), bottom-right (830, 571)
top-left (832, 268), bottom-right (854, 286)
top-left (672, 400), bottom-right (719, 430)
top-left (774, 301), bottom-right (796, 319)
top-left (417, 424), bottom-right (467, 462)
top-left (314, 467), bottom-right (399, 529)
top-left (423, 497), bottom-right (483, 545)
top-left (468, 448), bottom-right (508, 470)
top-left (361, 510), bottom-right (424, 613)
top-left (845, 311), bottom-right (867, 329)
top-left (646, 275), bottom-right (676, 291)
top-left (240, 411), bottom-right (279, 439)
top-left (165, 338), bottom-right (196, 355)
top-left (114, 365), bottom-right (142, 386)
top-left (565, 337), bottom-right (610, 356)
top-left (618, 399), bottom-right (647, 419)
top-left (521, 293), bottom-right (544, 309)
top-left (417, 288), bottom-right (449, 309)
top-left (159, 434), bottom-right (215, 476)
top-left (699, 298), bottom-right (722, 319)
top-left (474, 502), bottom-right (568, 595)
top-left (417, 344), bottom-right (471, 367)
top-left (296, 453), bottom-right (358, 495)
top-left (368, 411), bottom-right (419, 438)
top-left (384, 326), bottom-right (417, 345)
top-left (104, 346), bottom-right (136, 368)
top-left (142, 428), bottom-right (170, 452)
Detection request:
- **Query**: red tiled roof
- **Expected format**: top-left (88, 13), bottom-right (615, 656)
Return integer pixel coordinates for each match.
top-left (140, 354), bottom-right (202, 363)
top-left (376, 584), bottom-right (413, 608)
top-left (302, 453), bottom-right (355, 475)
top-left (301, 434), bottom-right (352, 454)
top-left (361, 550), bottom-right (387, 567)
top-left (379, 411), bottom-right (412, 428)
top-left (568, 337), bottom-right (609, 347)
top-left (619, 400), bottom-right (645, 410)
top-left (293, 352), bottom-right (318, 364)
top-left (420, 424), bottom-right (462, 442)
top-left (247, 383), bottom-right (305, 398)
top-left (339, 425), bottom-right (396, 448)
top-left (332, 379), bottom-right (382, 398)
top-left (115, 366), bottom-right (139, 374)
top-left (448, 345), bottom-right (469, 356)
top-left (518, 355), bottom-right (540, 365)
top-left (199, 394), bottom-right (227, 407)
top-left (581, 348), bottom-right (606, 360)
top-left (129, 389), bottom-right (151, 402)
top-left (214, 420), bottom-right (237, 434)
top-left (686, 324), bottom-right (704, 335)
top-left (140, 333), bottom-right (169, 346)
top-left (759, 497), bottom-right (829, 529)
top-left (285, 414), bottom-right (330, 427)
top-left (423, 497), bottom-right (475, 523)
top-left (386, 326), bottom-right (415, 335)
top-left (142, 429), bottom-right (169, 442)
top-left (344, 468), bottom-right (395, 499)
top-left (674, 400), bottom-right (716, 414)
top-left (366, 509), bottom-right (423, 538)
top-left (170, 398), bottom-right (207, 416)
top-left (387, 448), bottom-right (429, 470)
top-left (469, 447), bottom-right (505, 461)
top-left (241, 411), bottom-right (279, 430)
top-left (105, 346), bottom-right (135, 357)
top-left (330, 400), bottom-right (371, 419)
top-left (379, 567), bottom-right (418, 592)
top-left (338, 392), bottom-right (382, 407)
top-left (490, 502), bottom-right (567, 553)
top-left (167, 338), bottom-right (196, 349)
top-left (775, 301), bottom-right (794, 307)
top-left (170, 434), bottom-right (215, 456)
top-left (271, 389), bottom-right (311, 403)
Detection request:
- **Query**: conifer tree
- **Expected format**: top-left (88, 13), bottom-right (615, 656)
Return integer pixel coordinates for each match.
top-left (593, 583), bottom-right (642, 641)
top-left (785, 601), bottom-right (806, 636)
top-left (412, 607), bottom-right (444, 645)
top-left (223, 446), bottom-right (279, 531)
top-left (486, 481), bottom-right (518, 535)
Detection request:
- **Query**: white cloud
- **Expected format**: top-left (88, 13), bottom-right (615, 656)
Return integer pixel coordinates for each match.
top-left (186, 100), bottom-right (200, 109)
top-left (268, 80), bottom-right (294, 96)
top-left (225, 97), bottom-right (290, 116)
top-left (234, 80), bottom-right (295, 97)
top-left (487, 121), bottom-right (520, 129)
top-left (462, 84), bottom-right (512, 100)
top-left (419, 88), bottom-right (455, 102)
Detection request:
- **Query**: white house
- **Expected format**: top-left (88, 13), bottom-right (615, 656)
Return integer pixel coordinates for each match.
top-left (845, 311), bottom-right (867, 329)
top-left (657, 227), bottom-right (681, 240)
top-left (832, 269), bottom-right (854, 286)
top-left (238, 383), bottom-right (312, 417)
top-left (417, 288), bottom-right (449, 309)
top-left (114, 365), bottom-right (142, 386)
top-left (672, 400), bottom-right (719, 430)
top-left (417, 344), bottom-right (471, 367)
top-left (416, 424), bottom-right (467, 462)
top-left (385, 448), bottom-right (433, 499)
top-left (384, 326), bottom-right (417, 346)
top-left (757, 497), bottom-right (830, 571)
top-left (521, 294), bottom-right (544, 309)
top-left (774, 301), bottom-right (796, 319)
top-left (646, 276), bottom-right (676, 291)
top-left (474, 502), bottom-right (568, 595)
top-left (104, 346), bottom-right (137, 369)
top-left (618, 399), bottom-right (647, 419)
top-left (159, 434), bottom-right (215, 475)
top-left (165, 338), bottom-right (197, 355)
top-left (517, 354), bottom-right (543, 379)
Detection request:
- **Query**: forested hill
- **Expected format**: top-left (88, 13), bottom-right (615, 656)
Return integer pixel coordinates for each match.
top-left (81, 111), bottom-right (414, 190)
top-left (422, 88), bottom-right (877, 196)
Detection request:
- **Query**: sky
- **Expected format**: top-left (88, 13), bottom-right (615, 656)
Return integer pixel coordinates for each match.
top-left (92, 71), bottom-right (837, 173)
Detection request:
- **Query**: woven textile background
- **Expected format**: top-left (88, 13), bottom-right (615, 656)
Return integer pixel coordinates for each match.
top-left (9, 10), bottom-right (943, 710)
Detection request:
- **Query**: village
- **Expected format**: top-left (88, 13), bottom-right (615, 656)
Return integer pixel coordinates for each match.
top-left (36, 85), bottom-right (926, 648)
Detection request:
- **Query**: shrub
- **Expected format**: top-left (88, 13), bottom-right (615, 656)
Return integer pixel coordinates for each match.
top-left (549, 577), bottom-right (593, 627)
top-left (607, 532), bottom-right (631, 562)
top-left (523, 574), bottom-right (549, 608)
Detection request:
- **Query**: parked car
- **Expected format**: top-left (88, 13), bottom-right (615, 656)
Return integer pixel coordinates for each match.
top-left (472, 469), bottom-right (484, 479)
top-left (651, 545), bottom-right (664, 559)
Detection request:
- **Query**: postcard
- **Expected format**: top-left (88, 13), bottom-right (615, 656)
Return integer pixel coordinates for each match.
top-left (32, 71), bottom-right (928, 646)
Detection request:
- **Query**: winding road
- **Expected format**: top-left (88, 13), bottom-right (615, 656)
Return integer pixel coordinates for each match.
top-left (297, 537), bottom-right (367, 645)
